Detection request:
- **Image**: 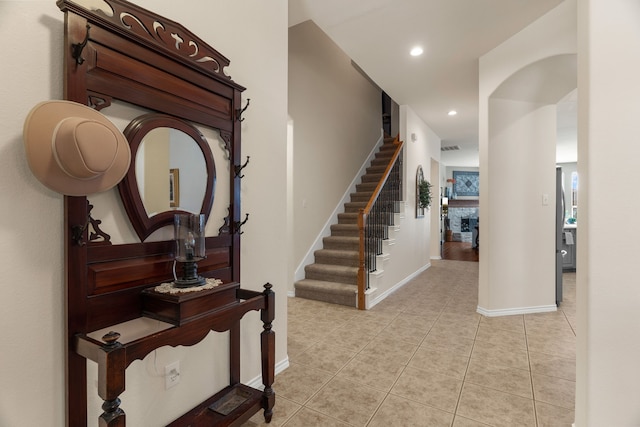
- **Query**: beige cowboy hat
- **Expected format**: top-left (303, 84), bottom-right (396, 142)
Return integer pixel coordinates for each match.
top-left (23, 100), bottom-right (131, 196)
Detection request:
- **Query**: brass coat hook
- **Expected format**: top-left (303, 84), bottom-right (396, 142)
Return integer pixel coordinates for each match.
top-left (235, 156), bottom-right (250, 178)
top-left (236, 98), bottom-right (250, 122)
top-left (72, 24), bottom-right (91, 65)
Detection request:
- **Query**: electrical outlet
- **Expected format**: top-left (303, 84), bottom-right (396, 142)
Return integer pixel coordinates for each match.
top-left (165, 361), bottom-right (180, 389)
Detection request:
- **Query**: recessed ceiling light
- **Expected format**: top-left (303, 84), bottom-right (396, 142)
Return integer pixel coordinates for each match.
top-left (448, 110), bottom-right (458, 116)
top-left (410, 46), bottom-right (423, 57)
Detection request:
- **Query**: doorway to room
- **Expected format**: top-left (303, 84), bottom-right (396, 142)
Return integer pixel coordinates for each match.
top-left (441, 168), bottom-right (479, 262)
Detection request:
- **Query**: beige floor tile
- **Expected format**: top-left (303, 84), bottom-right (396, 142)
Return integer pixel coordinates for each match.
top-left (532, 374), bottom-right (576, 410)
top-left (470, 340), bottom-right (530, 371)
top-left (355, 306), bottom-right (400, 323)
top-left (281, 266), bottom-right (577, 426)
top-left (529, 350), bottom-right (576, 381)
top-left (452, 416), bottom-right (493, 427)
top-left (371, 299), bottom-right (407, 313)
top-left (318, 325), bottom-right (377, 353)
top-left (368, 394), bottom-right (454, 427)
top-left (524, 313), bottom-right (573, 334)
top-left (535, 401), bottom-right (575, 427)
top-left (290, 341), bottom-right (356, 374)
top-left (430, 318), bottom-right (479, 340)
top-left (339, 317), bottom-right (389, 335)
top-left (525, 323), bottom-right (576, 341)
top-left (279, 407), bottom-right (351, 427)
top-left (335, 353), bottom-right (405, 392)
top-left (243, 396), bottom-right (301, 426)
top-left (526, 335), bottom-right (576, 360)
top-left (273, 362), bottom-right (333, 404)
top-left (456, 382), bottom-right (536, 427)
top-left (564, 313), bottom-right (577, 332)
top-left (403, 304), bottom-right (446, 318)
top-left (358, 335), bottom-right (418, 365)
top-left (379, 322), bottom-right (428, 345)
top-left (438, 311), bottom-right (481, 324)
top-left (408, 346), bottom-right (470, 379)
top-left (287, 335), bottom-right (316, 359)
top-left (464, 359), bottom-right (533, 398)
top-left (306, 377), bottom-right (386, 426)
top-left (389, 312), bottom-right (437, 332)
top-left (287, 322), bottom-right (333, 343)
top-left (479, 314), bottom-right (525, 334)
top-left (475, 324), bottom-right (527, 351)
top-left (390, 366), bottom-right (463, 412)
top-left (421, 330), bottom-right (475, 356)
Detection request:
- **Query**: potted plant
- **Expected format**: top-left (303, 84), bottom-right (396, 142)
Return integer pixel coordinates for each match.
top-left (418, 180), bottom-right (433, 210)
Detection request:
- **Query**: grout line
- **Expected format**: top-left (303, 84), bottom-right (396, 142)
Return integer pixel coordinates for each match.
top-left (524, 312), bottom-right (540, 427)
top-left (450, 285), bottom-right (480, 421)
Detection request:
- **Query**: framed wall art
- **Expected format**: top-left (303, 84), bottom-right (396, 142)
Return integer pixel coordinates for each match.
top-left (170, 168), bottom-right (180, 207)
top-left (453, 171), bottom-right (479, 197)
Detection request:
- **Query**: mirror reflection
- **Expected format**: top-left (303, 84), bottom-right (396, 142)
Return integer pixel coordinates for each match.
top-left (119, 113), bottom-right (217, 241)
top-left (136, 127), bottom-right (207, 216)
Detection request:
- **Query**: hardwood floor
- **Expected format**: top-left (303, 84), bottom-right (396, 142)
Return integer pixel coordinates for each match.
top-left (441, 241), bottom-right (479, 262)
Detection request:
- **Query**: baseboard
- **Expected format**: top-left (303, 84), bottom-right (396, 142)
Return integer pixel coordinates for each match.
top-left (287, 290), bottom-right (295, 298)
top-left (430, 256), bottom-right (442, 260)
top-left (246, 356), bottom-right (290, 390)
top-left (476, 304), bottom-right (557, 317)
top-left (368, 262), bottom-right (431, 308)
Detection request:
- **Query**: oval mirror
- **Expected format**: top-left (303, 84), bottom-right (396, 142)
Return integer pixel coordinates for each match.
top-left (119, 114), bottom-right (215, 240)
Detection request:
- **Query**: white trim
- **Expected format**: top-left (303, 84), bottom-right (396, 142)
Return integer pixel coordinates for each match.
top-left (367, 263), bottom-right (431, 308)
top-left (363, 287), bottom-right (378, 310)
top-left (287, 290), bottom-right (295, 298)
top-left (430, 256), bottom-right (442, 260)
top-left (246, 356), bottom-right (290, 390)
top-left (294, 131), bottom-right (385, 282)
top-left (476, 304), bottom-right (557, 317)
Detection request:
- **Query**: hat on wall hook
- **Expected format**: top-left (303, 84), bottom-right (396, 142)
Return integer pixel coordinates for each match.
top-left (23, 100), bottom-right (131, 196)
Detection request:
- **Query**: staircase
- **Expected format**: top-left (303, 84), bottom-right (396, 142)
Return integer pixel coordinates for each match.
top-left (294, 137), bottom-right (401, 307)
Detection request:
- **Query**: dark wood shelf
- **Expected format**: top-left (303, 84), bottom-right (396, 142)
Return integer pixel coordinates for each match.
top-left (167, 384), bottom-right (263, 426)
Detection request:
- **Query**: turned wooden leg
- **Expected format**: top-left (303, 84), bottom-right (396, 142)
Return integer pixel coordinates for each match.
top-left (99, 398), bottom-right (125, 427)
top-left (261, 283), bottom-right (275, 423)
top-left (98, 332), bottom-right (126, 427)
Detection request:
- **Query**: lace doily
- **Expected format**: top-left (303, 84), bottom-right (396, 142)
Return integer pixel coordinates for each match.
top-left (154, 278), bottom-right (222, 294)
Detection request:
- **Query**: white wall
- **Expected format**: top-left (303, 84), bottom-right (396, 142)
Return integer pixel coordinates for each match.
top-left (288, 20), bottom-right (382, 281)
top-left (576, 1), bottom-right (640, 424)
top-left (478, 0), bottom-right (577, 314)
top-left (0, 1), bottom-right (289, 426)
top-left (365, 105), bottom-right (440, 301)
top-left (486, 99), bottom-right (557, 311)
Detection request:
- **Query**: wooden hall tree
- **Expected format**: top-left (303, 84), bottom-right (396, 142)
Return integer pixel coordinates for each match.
top-left (57, 0), bottom-right (275, 425)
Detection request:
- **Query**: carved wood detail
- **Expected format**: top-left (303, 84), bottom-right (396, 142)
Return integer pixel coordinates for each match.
top-left (58, 0), bottom-right (239, 85)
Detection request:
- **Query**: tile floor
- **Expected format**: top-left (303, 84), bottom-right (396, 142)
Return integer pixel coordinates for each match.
top-left (246, 259), bottom-right (576, 427)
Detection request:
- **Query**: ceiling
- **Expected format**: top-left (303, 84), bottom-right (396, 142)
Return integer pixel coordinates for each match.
top-left (288, 0), bottom-right (577, 166)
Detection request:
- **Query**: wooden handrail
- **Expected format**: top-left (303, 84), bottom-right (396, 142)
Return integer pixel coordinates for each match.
top-left (357, 135), bottom-right (404, 309)
top-left (363, 135), bottom-right (404, 215)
